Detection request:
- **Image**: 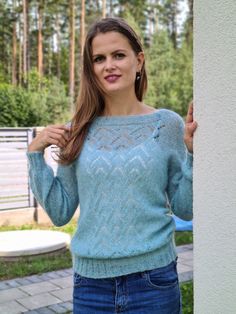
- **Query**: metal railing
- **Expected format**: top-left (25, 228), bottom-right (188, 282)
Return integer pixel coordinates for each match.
top-left (0, 128), bottom-right (35, 211)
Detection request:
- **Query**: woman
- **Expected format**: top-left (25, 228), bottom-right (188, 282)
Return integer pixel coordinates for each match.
top-left (27, 17), bottom-right (197, 314)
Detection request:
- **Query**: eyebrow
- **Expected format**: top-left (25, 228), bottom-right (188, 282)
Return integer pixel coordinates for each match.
top-left (92, 49), bottom-right (128, 58)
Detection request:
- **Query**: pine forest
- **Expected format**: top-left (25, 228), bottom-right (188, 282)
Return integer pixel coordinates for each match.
top-left (0, 0), bottom-right (193, 127)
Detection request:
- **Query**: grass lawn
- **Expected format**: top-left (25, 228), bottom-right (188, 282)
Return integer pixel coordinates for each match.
top-left (181, 281), bottom-right (193, 314)
top-left (0, 220), bottom-right (193, 313)
top-left (175, 230), bottom-right (193, 246)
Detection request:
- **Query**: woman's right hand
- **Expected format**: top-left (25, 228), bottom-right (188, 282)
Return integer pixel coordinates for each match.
top-left (28, 124), bottom-right (70, 152)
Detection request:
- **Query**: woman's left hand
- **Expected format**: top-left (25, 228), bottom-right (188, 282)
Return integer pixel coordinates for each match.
top-left (184, 101), bottom-right (198, 154)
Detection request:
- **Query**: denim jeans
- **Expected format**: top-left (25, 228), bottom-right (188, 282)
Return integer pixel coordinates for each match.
top-left (73, 259), bottom-right (182, 313)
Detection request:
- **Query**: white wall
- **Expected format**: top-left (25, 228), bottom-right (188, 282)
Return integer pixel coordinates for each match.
top-left (193, 1), bottom-right (236, 313)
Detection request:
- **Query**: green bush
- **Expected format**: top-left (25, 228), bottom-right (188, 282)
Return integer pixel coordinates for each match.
top-left (0, 71), bottom-right (71, 127)
top-left (0, 84), bottom-right (32, 127)
top-left (181, 281), bottom-right (193, 314)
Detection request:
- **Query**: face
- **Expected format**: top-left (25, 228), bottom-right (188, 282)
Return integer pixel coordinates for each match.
top-left (91, 31), bottom-right (144, 96)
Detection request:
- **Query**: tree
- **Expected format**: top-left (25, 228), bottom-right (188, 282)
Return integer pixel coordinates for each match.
top-left (175, 38), bottom-right (193, 115)
top-left (109, 0), bottom-right (114, 16)
top-left (102, 0), bottom-right (106, 18)
top-left (37, 0), bottom-right (44, 77)
top-left (146, 0), bottom-right (160, 45)
top-left (55, 11), bottom-right (61, 79)
top-left (183, 0), bottom-right (193, 46)
top-left (0, 0), bottom-right (192, 116)
top-left (158, 0), bottom-right (181, 49)
top-left (80, 0), bottom-right (85, 62)
top-left (145, 31), bottom-right (179, 111)
top-left (12, 0), bottom-right (17, 85)
top-left (23, 0), bottom-right (29, 84)
top-left (118, 0), bottom-right (148, 36)
top-left (0, 1), bottom-right (12, 83)
top-left (69, 0), bottom-right (75, 103)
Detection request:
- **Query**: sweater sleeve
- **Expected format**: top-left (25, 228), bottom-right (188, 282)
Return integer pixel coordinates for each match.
top-left (166, 113), bottom-right (193, 221)
top-left (27, 151), bottom-right (79, 226)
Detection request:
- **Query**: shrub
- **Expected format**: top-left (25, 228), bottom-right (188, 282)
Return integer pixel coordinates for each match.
top-left (0, 72), bottom-right (71, 127)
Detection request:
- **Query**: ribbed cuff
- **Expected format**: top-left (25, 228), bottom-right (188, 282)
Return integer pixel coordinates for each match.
top-left (182, 151), bottom-right (193, 181)
top-left (186, 151), bottom-right (193, 168)
top-left (26, 151), bottom-right (46, 171)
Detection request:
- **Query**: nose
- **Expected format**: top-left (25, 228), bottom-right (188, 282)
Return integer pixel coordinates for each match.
top-left (104, 57), bottom-right (116, 72)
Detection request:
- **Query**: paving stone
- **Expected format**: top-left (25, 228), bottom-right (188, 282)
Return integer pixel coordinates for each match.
top-left (178, 251), bottom-right (193, 261)
top-left (50, 277), bottom-right (73, 289)
top-left (60, 301), bottom-right (73, 311)
top-left (46, 272), bottom-right (62, 280)
top-left (19, 281), bottom-right (60, 296)
top-left (47, 271), bottom-right (62, 279)
top-left (36, 307), bottom-right (56, 314)
top-left (54, 270), bottom-right (71, 278)
top-left (50, 287), bottom-right (73, 302)
top-left (26, 275), bottom-right (44, 284)
top-left (179, 271), bottom-right (193, 283)
top-left (179, 258), bottom-right (193, 269)
top-left (185, 244), bottom-right (193, 249)
top-left (15, 278), bottom-right (33, 286)
top-left (0, 300), bottom-right (27, 314)
top-left (17, 292), bottom-right (61, 310)
top-left (36, 273), bottom-right (52, 281)
top-left (177, 262), bottom-right (192, 274)
top-left (48, 303), bottom-right (68, 313)
top-left (61, 270), bottom-right (71, 277)
top-left (64, 269), bottom-right (73, 275)
top-left (176, 246), bottom-right (186, 253)
top-left (5, 279), bottom-right (21, 288)
top-left (0, 287), bottom-right (29, 303)
top-left (24, 311), bottom-right (40, 314)
top-left (0, 281), bottom-right (10, 290)
top-left (176, 244), bottom-right (193, 253)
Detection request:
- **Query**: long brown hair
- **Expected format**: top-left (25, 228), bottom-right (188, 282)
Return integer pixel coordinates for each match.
top-left (58, 17), bottom-right (148, 165)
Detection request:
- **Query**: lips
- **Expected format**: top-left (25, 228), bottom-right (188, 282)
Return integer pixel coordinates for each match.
top-left (104, 75), bottom-right (121, 83)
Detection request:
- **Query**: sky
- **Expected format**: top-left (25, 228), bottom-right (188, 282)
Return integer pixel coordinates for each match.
top-left (178, 0), bottom-right (189, 33)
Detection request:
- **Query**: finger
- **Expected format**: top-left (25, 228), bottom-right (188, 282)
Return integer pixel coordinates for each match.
top-left (185, 121), bottom-right (198, 137)
top-left (185, 102), bottom-right (194, 124)
top-left (48, 130), bottom-right (68, 143)
top-left (48, 124), bottom-right (70, 131)
top-left (48, 135), bottom-right (67, 148)
top-left (47, 127), bottom-right (70, 143)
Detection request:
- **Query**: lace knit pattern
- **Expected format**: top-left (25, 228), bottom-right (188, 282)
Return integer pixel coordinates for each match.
top-left (27, 109), bottom-right (193, 278)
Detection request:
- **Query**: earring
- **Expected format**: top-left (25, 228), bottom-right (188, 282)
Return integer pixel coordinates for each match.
top-left (136, 72), bottom-right (141, 81)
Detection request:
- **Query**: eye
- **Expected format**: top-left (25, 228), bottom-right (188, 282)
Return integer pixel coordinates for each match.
top-left (115, 53), bottom-right (125, 59)
top-left (93, 56), bottom-right (104, 63)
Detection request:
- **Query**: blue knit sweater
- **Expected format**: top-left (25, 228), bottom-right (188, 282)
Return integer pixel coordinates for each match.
top-left (27, 109), bottom-right (193, 279)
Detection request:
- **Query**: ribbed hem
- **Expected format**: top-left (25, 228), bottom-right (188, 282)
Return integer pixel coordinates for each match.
top-left (72, 241), bottom-right (177, 279)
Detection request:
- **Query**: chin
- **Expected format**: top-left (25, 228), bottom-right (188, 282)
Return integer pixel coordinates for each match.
top-left (104, 83), bottom-right (132, 94)
top-left (104, 86), bottom-right (123, 94)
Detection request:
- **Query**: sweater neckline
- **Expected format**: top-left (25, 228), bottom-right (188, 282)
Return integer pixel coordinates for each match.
top-left (93, 109), bottom-right (162, 126)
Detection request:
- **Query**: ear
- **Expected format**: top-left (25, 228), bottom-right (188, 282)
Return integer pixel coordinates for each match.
top-left (136, 52), bottom-right (145, 72)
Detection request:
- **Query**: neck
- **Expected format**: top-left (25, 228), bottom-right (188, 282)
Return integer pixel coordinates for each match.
top-left (102, 93), bottom-right (145, 116)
